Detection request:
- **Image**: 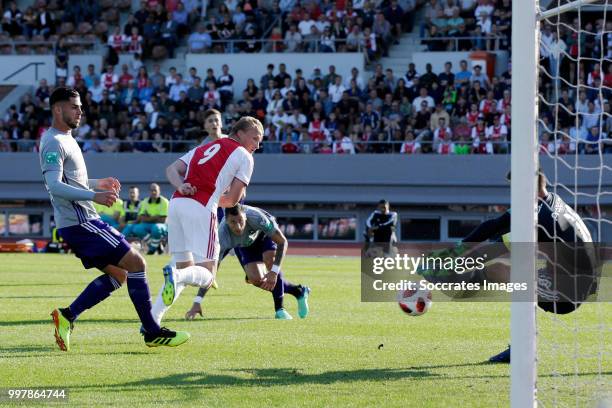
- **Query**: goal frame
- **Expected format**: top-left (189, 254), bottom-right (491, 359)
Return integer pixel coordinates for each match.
top-left (510, 1), bottom-right (600, 407)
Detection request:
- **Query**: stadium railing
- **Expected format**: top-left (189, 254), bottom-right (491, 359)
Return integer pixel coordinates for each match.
top-left (197, 38), bottom-right (364, 54)
top-left (421, 35), bottom-right (504, 51)
top-left (0, 39), bottom-right (101, 54)
top-left (5, 139), bottom-right (523, 154)
top-left (9, 138), bottom-right (607, 154)
top-left (259, 13), bottom-right (282, 42)
top-left (258, 140), bottom-right (512, 153)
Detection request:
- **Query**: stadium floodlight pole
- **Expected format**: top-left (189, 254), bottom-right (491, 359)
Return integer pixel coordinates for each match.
top-left (511, 0), bottom-right (539, 407)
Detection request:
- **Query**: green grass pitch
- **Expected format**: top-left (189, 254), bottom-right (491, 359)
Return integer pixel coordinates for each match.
top-left (1, 253), bottom-right (610, 407)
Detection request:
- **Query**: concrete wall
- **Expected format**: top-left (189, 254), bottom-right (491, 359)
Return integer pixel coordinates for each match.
top-left (0, 85), bottom-right (32, 114)
top-left (1, 153), bottom-right (610, 206)
top-left (185, 53), bottom-right (365, 91)
top-left (0, 53), bottom-right (135, 86)
top-left (0, 55), bottom-right (56, 85)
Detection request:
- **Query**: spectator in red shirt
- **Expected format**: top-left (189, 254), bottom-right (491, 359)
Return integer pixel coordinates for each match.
top-left (101, 65), bottom-right (118, 90)
top-left (400, 129), bottom-right (421, 154)
top-left (603, 64), bottom-right (612, 93)
top-left (119, 64), bottom-right (135, 88)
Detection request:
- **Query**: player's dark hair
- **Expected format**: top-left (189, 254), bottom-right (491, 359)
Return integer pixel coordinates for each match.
top-left (49, 87), bottom-right (79, 107)
top-left (203, 109), bottom-right (221, 121)
top-left (379, 199), bottom-right (389, 205)
top-left (225, 204), bottom-right (244, 217)
top-left (505, 169), bottom-right (547, 191)
top-left (538, 170), bottom-right (548, 192)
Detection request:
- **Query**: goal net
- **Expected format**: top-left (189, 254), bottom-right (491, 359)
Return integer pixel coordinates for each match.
top-left (513, 0), bottom-right (611, 406)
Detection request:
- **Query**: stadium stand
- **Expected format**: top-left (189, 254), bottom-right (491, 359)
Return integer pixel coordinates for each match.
top-left (0, 0), bottom-right (610, 244)
top-left (0, 0), bottom-right (609, 158)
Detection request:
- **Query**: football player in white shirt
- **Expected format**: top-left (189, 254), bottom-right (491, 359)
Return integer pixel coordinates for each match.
top-left (155, 117), bottom-right (264, 316)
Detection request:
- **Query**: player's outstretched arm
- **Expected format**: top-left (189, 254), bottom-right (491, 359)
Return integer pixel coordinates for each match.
top-left (462, 211), bottom-right (510, 243)
top-left (46, 170), bottom-right (94, 201)
top-left (89, 179), bottom-right (100, 190)
top-left (45, 170), bottom-right (118, 207)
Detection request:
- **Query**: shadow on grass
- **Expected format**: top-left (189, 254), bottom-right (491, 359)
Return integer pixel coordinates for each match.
top-left (0, 345), bottom-right (56, 354)
top-left (1, 283), bottom-right (75, 287)
top-left (84, 351), bottom-right (153, 356)
top-left (0, 319), bottom-right (140, 327)
top-left (1, 345), bottom-right (156, 358)
top-left (0, 296), bottom-right (74, 299)
top-left (65, 365), bottom-right (611, 393)
top-left (67, 367), bottom-right (438, 392)
top-left (0, 316), bottom-right (268, 327)
top-left (406, 362), bottom-right (491, 370)
top-left (181, 316), bottom-right (269, 322)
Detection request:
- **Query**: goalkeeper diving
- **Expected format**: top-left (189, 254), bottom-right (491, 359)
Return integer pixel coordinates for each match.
top-left (420, 170), bottom-right (600, 363)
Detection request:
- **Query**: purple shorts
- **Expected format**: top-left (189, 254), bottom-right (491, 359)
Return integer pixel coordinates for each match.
top-left (58, 219), bottom-right (131, 270)
top-left (234, 235), bottom-right (277, 267)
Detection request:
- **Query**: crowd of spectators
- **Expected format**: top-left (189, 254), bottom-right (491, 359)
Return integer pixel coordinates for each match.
top-left (0, 0), bottom-right (132, 55)
top-left (271, 0), bottom-right (416, 62)
top-left (0, 0), bottom-right (418, 65)
top-left (538, 14), bottom-right (612, 155)
top-left (421, 0), bottom-right (511, 52)
top-left (175, 0), bottom-right (418, 62)
top-left (0, 1), bottom-right (610, 155)
top-left (1, 50), bottom-right (611, 155)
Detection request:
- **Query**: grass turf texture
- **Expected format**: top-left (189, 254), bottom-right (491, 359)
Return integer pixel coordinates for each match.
top-left (0, 253), bottom-right (609, 407)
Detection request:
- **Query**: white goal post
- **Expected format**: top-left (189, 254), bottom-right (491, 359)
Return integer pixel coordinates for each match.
top-left (511, 1), bottom-right (607, 407)
top-left (511, 0), bottom-right (539, 406)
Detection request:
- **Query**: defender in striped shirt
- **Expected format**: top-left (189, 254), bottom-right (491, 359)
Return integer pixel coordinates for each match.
top-left (40, 87), bottom-right (190, 350)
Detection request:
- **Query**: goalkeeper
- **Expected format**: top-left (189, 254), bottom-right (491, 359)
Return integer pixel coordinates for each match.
top-left (421, 170), bottom-right (600, 363)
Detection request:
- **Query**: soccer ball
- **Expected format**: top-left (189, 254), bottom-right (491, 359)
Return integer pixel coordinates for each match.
top-left (397, 288), bottom-right (432, 316)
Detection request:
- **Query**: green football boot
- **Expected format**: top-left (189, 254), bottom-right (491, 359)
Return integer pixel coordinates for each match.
top-left (274, 308), bottom-right (293, 320)
top-left (297, 286), bottom-right (311, 319)
top-left (51, 308), bottom-right (73, 351)
top-left (161, 265), bottom-right (176, 306)
top-left (144, 327), bottom-right (191, 347)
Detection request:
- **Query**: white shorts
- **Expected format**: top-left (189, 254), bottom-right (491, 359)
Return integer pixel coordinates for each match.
top-left (167, 198), bottom-right (219, 263)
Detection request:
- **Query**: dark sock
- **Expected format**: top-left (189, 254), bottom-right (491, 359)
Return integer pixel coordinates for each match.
top-left (197, 285), bottom-right (210, 300)
top-left (127, 271), bottom-right (160, 334)
top-left (273, 296), bottom-right (284, 311)
top-left (68, 274), bottom-right (121, 321)
top-left (60, 307), bottom-right (75, 322)
top-left (283, 274), bottom-right (303, 298)
top-left (272, 272), bottom-right (285, 311)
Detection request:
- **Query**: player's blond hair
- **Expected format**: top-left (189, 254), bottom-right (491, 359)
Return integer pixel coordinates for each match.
top-left (230, 116), bottom-right (263, 137)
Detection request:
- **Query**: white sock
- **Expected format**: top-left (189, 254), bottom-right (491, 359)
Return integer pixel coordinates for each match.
top-left (175, 265), bottom-right (213, 288)
top-left (151, 281), bottom-right (186, 325)
top-left (151, 287), bottom-right (168, 325)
